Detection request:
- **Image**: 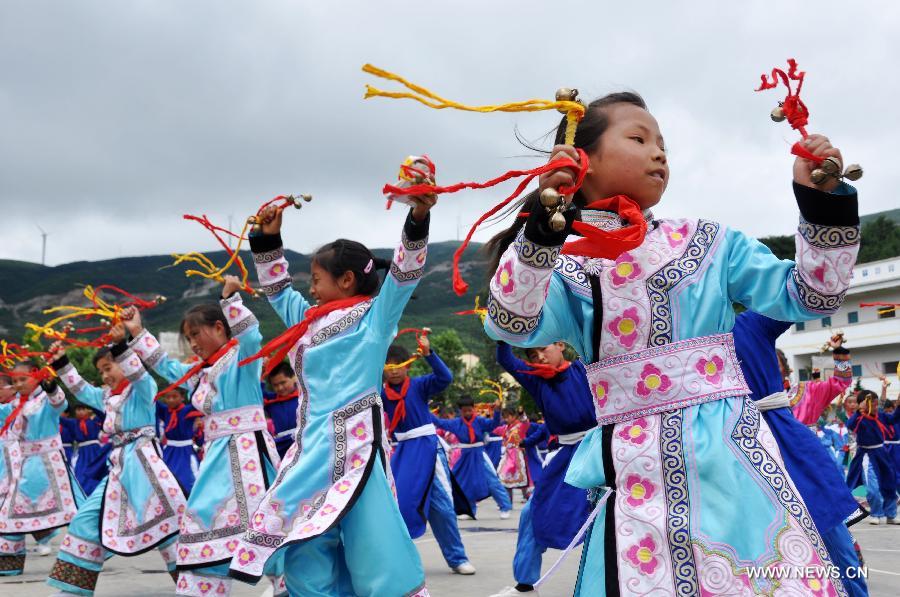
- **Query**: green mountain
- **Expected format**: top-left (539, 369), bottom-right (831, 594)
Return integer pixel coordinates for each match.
top-left (0, 241), bottom-right (491, 355)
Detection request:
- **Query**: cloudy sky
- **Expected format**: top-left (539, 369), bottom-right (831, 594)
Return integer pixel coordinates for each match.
top-left (2, 1), bottom-right (897, 265)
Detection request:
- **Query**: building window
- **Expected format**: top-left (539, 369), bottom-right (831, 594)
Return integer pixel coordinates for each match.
top-left (821, 316), bottom-right (832, 327)
top-left (879, 308), bottom-right (897, 320)
top-left (851, 364), bottom-right (862, 377)
top-left (799, 369), bottom-right (809, 382)
top-left (889, 264), bottom-right (896, 273)
top-left (795, 322), bottom-right (805, 332)
top-left (885, 361), bottom-right (900, 375)
top-left (875, 267), bottom-right (881, 274)
top-left (847, 311), bottom-right (858, 324)
top-left (862, 269), bottom-right (868, 277)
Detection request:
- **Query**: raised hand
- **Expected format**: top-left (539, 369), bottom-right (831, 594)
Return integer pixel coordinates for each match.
top-left (538, 144), bottom-right (582, 205)
top-left (119, 306), bottom-right (143, 337)
top-left (222, 274), bottom-right (243, 299)
top-left (257, 205), bottom-right (284, 236)
top-left (48, 340), bottom-right (67, 362)
top-left (108, 322), bottom-right (126, 344)
top-left (418, 334), bottom-right (431, 357)
top-left (793, 134), bottom-right (844, 193)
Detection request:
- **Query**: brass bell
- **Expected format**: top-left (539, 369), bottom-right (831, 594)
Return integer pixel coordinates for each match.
top-left (843, 164), bottom-right (863, 181)
top-left (301, 193), bottom-right (313, 202)
top-left (820, 156), bottom-right (842, 177)
top-left (549, 209), bottom-right (567, 232)
top-left (770, 106), bottom-right (786, 122)
top-left (154, 295), bottom-right (167, 305)
top-left (555, 87), bottom-right (578, 113)
top-left (810, 169), bottom-right (828, 185)
top-left (540, 187), bottom-right (562, 208)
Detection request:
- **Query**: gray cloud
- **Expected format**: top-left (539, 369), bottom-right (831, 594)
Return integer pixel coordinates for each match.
top-left (1, 1), bottom-right (897, 265)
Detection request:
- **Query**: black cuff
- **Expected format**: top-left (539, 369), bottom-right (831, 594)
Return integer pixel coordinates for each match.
top-left (404, 209), bottom-right (430, 242)
top-left (110, 341), bottom-right (128, 358)
top-left (523, 203), bottom-right (577, 247)
top-left (50, 355), bottom-right (70, 372)
top-left (793, 182), bottom-right (859, 226)
top-left (41, 379), bottom-right (58, 394)
top-left (249, 232), bottom-right (283, 253)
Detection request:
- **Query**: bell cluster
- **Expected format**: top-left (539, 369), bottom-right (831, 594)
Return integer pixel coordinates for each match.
top-left (540, 188), bottom-right (568, 232)
top-left (248, 194), bottom-right (313, 234)
top-left (769, 103), bottom-right (863, 184)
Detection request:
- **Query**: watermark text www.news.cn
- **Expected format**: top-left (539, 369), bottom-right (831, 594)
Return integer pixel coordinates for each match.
top-left (747, 566), bottom-right (868, 580)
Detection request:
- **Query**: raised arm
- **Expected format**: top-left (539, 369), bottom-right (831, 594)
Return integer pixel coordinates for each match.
top-left (248, 213), bottom-right (312, 328)
top-left (521, 422), bottom-right (549, 448)
top-left (418, 345), bottom-right (453, 398)
top-left (220, 277), bottom-right (262, 360)
top-left (495, 342), bottom-right (544, 398)
top-left (50, 344), bottom-right (105, 412)
top-left (124, 314), bottom-right (193, 389)
top-left (792, 341), bottom-right (852, 425)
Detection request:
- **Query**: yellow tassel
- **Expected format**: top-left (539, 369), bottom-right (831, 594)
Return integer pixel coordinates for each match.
top-left (383, 354), bottom-right (420, 371)
top-left (363, 64), bottom-right (584, 128)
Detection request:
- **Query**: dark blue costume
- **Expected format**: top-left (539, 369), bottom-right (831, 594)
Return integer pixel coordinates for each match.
top-left (155, 402), bottom-right (200, 495)
top-left (60, 414), bottom-right (110, 496)
top-left (519, 422), bottom-right (547, 487)
top-left (846, 408), bottom-right (898, 521)
top-left (263, 390), bottom-right (299, 459)
top-left (381, 352), bottom-right (471, 569)
top-left (496, 342), bottom-right (596, 586)
top-left (732, 311), bottom-right (868, 596)
top-left (433, 408), bottom-right (511, 516)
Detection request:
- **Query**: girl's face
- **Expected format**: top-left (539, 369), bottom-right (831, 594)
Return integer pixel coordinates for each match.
top-left (581, 103), bottom-right (669, 210)
top-left (11, 366), bottom-right (38, 396)
top-left (309, 262), bottom-right (356, 305)
top-left (844, 396), bottom-right (858, 415)
top-left (95, 354), bottom-right (125, 389)
top-left (528, 342), bottom-right (567, 368)
top-left (183, 322), bottom-right (229, 361)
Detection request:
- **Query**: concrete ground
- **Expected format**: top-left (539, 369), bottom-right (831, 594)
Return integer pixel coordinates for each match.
top-left (1, 506), bottom-right (898, 596)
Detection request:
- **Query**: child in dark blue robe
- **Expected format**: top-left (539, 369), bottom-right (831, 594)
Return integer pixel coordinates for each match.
top-left (382, 340), bottom-right (475, 574)
top-left (63, 403), bottom-right (110, 496)
top-left (155, 387), bottom-right (201, 495)
top-left (433, 396), bottom-right (511, 518)
top-left (490, 341), bottom-right (596, 595)
top-left (846, 389), bottom-right (898, 526)
top-left (263, 362), bottom-right (300, 459)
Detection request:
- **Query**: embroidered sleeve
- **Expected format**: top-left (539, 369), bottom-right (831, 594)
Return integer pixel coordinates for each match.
top-left (249, 232), bottom-right (311, 328)
top-left (220, 293), bottom-right (263, 359)
top-left (55, 361), bottom-right (105, 412)
top-left (47, 385), bottom-right (67, 410)
top-left (369, 211), bottom-right (429, 338)
top-left (128, 328), bottom-right (194, 388)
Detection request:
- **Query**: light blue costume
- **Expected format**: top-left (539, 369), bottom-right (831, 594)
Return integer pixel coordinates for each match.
top-left (485, 182), bottom-right (859, 595)
top-left (228, 212), bottom-right (430, 597)
top-left (0, 382), bottom-right (85, 575)
top-left (47, 341), bottom-right (186, 596)
top-left (432, 410), bottom-right (512, 516)
top-left (130, 293), bottom-right (283, 597)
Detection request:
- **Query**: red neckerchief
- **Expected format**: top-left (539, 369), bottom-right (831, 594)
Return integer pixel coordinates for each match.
top-left (77, 415), bottom-right (90, 436)
top-left (1, 394), bottom-right (28, 435)
top-left (264, 389), bottom-right (299, 407)
top-left (240, 295), bottom-right (370, 378)
top-left (517, 360), bottom-right (572, 380)
top-left (156, 338), bottom-right (239, 399)
top-left (562, 196), bottom-right (648, 259)
top-left (854, 410), bottom-right (894, 440)
top-left (111, 378), bottom-right (130, 396)
top-left (383, 378), bottom-right (410, 434)
top-left (462, 415), bottom-right (477, 443)
top-left (165, 403), bottom-right (186, 434)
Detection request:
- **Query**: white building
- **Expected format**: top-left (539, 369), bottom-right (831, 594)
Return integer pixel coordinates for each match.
top-left (777, 255), bottom-right (900, 401)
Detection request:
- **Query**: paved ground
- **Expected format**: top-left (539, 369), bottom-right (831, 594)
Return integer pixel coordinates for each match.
top-left (1, 506), bottom-right (898, 596)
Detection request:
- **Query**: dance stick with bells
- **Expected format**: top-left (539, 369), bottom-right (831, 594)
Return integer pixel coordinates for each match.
top-left (383, 327), bottom-right (432, 371)
top-left (756, 59), bottom-right (863, 185)
top-left (362, 65), bottom-right (646, 296)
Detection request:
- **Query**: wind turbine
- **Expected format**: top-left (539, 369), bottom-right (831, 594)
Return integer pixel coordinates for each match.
top-left (36, 224), bottom-right (48, 265)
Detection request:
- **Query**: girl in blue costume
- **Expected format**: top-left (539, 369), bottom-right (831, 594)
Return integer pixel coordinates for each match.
top-left (125, 276), bottom-right (284, 597)
top-left (490, 341), bottom-right (596, 597)
top-left (382, 338), bottom-right (476, 575)
top-left (262, 361), bottom-right (300, 459)
top-left (227, 196), bottom-right (435, 596)
top-left (63, 404), bottom-right (110, 497)
top-left (484, 92), bottom-right (859, 595)
top-left (156, 387), bottom-right (201, 495)
top-left (46, 320), bottom-right (186, 596)
top-left (0, 361), bottom-right (85, 574)
top-left (846, 390), bottom-right (899, 525)
top-left (432, 396), bottom-right (512, 518)
top-left (731, 310), bottom-right (868, 597)
top-left (0, 374), bottom-right (17, 501)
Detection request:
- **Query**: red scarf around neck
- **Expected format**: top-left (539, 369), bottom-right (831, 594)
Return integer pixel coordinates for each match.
top-left (383, 378), bottom-right (410, 434)
top-left (264, 389), bottom-right (300, 407)
top-left (1, 394), bottom-right (28, 435)
top-left (562, 195), bottom-right (648, 259)
top-left (241, 295), bottom-right (370, 378)
top-left (156, 338), bottom-right (239, 399)
top-left (462, 415), bottom-right (477, 443)
top-left (517, 360), bottom-right (572, 380)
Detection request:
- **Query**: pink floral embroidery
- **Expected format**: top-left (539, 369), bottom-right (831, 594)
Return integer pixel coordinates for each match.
top-left (349, 422), bottom-right (368, 442)
top-left (252, 512), bottom-right (266, 529)
top-left (593, 380), bottom-right (610, 408)
top-left (607, 306), bottom-right (640, 349)
top-left (268, 263), bottom-right (286, 278)
top-left (228, 416), bottom-right (241, 427)
top-left (609, 252), bottom-right (642, 286)
top-left (226, 540), bottom-right (239, 552)
top-left (695, 355), bottom-right (724, 385)
top-left (397, 248), bottom-right (406, 263)
top-left (179, 547), bottom-right (190, 558)
top-left (635, 364), bottom-right (672, 397)
top-left (662, 223), bottom-right (689, 248)
top-left (320, 504), bottom-right (337, 516)
top-left (200, 544), bottom-right (214, 558)
top-left (495, 260), bottom-right (516, 295)
top-left (243, 460), bottom-right (257, 472)
top-left (416, 251), bottom-right (427, 265)
top-left (228, 306), bottom-right (241, 319)
top-left (624, 474), bottom-right (656, 508)
top-left (198, 581), bottom-right (212, 594)
top-left (350, 454), bottom-right (365, 469)
top-left (625, 534), bottom-right (660, 575)
top-left (247, 484), bottom-right (261, 497)
top-left (240, 437), bottom-right (253, 450)
top-left (616, 417), bottom-right (649, 445)
top-left (803, 573), bottom-right (827, 596)
top-left (335, 480), bottom-right (353, 494)
top-left (236, 548), bottom-right (256, 565)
